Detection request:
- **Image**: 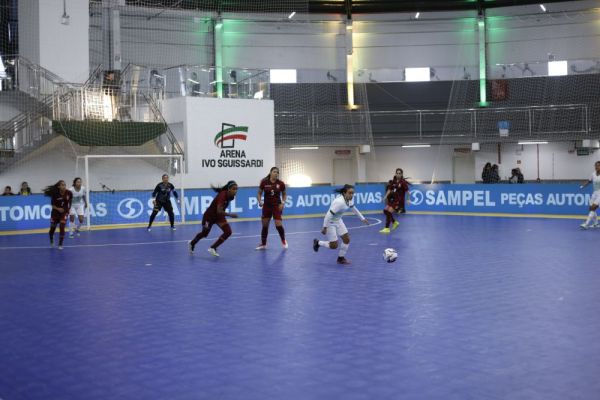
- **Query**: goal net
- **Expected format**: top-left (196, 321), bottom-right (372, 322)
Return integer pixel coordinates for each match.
top-left (76, 154), bottom-right (185, 230)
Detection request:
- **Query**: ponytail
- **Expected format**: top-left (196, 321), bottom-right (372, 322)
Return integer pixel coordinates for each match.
top-left (43, 180), bottom-right (64, 197)
top-left (333, 184), bottom-right (354, 195)
top-left (211, 180), bottom-right (238, 193)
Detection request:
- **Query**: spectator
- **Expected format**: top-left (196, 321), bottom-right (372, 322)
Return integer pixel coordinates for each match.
top-left (19, 181), bottom-right (32, 195)
top-left (2, 186), bottom-right (15, 196)
top-left (190, 72), bottom-right (201, 96)
top-left (509, 168), bottom-right (524, 184)
top-left (490, 164), bottom-right (501, 183)
top-left (481, 162), bottom-right (492, 183)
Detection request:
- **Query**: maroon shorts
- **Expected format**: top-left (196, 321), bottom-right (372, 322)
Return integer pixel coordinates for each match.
top-left (262, 204), bottom-right (282, 220)
top-left (51, 211), bottom-right (68, 224)
top-left (202, 214), bottom-right (227, 229)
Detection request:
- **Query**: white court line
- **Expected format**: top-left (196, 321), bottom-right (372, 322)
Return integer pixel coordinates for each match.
top-left (0, 218), bottom-right (382, 251)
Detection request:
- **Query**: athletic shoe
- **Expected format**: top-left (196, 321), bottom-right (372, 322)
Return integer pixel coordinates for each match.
top-left (208, 248), bottom-right (220, 257)
top-left (379, 227), bottom-right (391, 234)
top-left (50, 240), bottom-right (54, 248)
top-left (189, 241), bottom-right (195, 253)
top-left (147, 227), bottom-right (152, 232)
top-left (76, 232), bottom-right (81, 237)
top-left (171, 226), bottom-right (176, 231)
top-left (69, 231), bottom-right (74, 238)
top-left (592, 223), bottom-right (600, 229)
top-left (313, 239), bottom-right (319, 252)
top-left (282, 240), bottom-right (288, 249)
top-left (392, 221), bottom-right (400, 230)
top-left (580, 223), bottom-right (589, 230)
top-left (337, 257), bottom-right (351, 265)
top-left (58, 246), bottom-right (64, 250)
top-left (255, 244), bottom-right (267, 250)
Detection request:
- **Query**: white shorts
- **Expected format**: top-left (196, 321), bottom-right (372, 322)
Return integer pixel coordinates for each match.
top-left (70, 204), bottom-right (85, 217)
top-left (326, 220), bottom-right (348, 242)
top-left (591, 191), bottom-right (600, 206)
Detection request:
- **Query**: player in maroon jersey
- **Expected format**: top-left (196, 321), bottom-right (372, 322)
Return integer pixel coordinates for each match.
top-left (255, 167), bottom-right (288, 250)
top-left (43, 180), bottom-right (73, 250)
top-left (380, 168), bottom-right (410, 234)
top-left (188, 181), bottom-right (238, 257)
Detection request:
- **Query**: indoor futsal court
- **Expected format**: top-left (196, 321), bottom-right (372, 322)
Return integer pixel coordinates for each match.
top-left (1, 215), bottom-right (600, 399)
top-left (3, 0), bottom-right (600, 399)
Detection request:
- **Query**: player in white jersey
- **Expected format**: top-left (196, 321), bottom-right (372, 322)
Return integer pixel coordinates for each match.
top-left (312, 184), bottom-right (369, 265)
top-left (68, 177), bottom-right (87, 237)
top-left (579, 161), bottom-right (600, 229)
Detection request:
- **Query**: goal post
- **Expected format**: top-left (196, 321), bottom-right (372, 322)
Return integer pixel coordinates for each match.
top-left (77, 154), bottom-right (185, 230)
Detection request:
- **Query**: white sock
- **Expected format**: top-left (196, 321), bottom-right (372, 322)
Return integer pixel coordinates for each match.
top-left (593, 211), bottom-right (598, 225)
top-left (585, 211), bottom-right (595, 226)
top-left (338, 243), bottom-right (349, 257)
top-left (318, 241), bottom-right (330, 248)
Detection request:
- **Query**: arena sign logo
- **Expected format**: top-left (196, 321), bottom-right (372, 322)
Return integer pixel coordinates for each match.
top-left (117, 198), bottom-right (145, 219)
top-left (201, 123), bottom-right (264, 168)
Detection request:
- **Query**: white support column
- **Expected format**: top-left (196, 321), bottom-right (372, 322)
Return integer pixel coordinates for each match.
top-left (84, 156), bottom-right (91, 231)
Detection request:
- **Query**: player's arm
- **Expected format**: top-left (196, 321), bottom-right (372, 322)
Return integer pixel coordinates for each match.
top-left (351, 206), bottom-right (369, 225)
top-left (280, 190), bottom-right (287, 210)
top-left (151, 184), bottom-right (160, 204)
top-left (580, 179), bottom-right (592, 189)
top-left (257, 188), bottom-right (264, 207)
top-left (83, 192), bottom-right (88, 209)
top-left (383, 189), bottom-right (391, 204)
top-left (321, 210), bottom-right (333, 234)
top-left (217, 201), bottom-right (238, 218)
top-left (170, 183), bottom-right (180, 202)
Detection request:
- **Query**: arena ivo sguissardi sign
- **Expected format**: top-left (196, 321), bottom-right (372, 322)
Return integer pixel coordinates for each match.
top-left (201, 123), bottom-right (264, 168)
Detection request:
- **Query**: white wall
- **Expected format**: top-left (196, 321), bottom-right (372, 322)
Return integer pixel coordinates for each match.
top-left (275, 143), bottom-right (600, 186)
top-left (19, 0), bottom-right (89, 82)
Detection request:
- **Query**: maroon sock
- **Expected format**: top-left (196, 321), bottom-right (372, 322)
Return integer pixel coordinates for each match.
top-left (390, 213), bottom-right (396, 223)
top-left (59, 223), bottom-right (66, 245)
top-left (276, 225), bottom-right (285, 242)
top-left (211, 224), bottom-right (232, 249)
top-left (261, 226), bottom-right (268, 245)
top-left (384, 210), bottom-right (392, 228)
top-left (49, 224), bottom-right (57, 241)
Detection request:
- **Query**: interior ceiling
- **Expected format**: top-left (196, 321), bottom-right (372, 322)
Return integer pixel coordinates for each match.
top-left (128, 0), bottom-right (578, 14)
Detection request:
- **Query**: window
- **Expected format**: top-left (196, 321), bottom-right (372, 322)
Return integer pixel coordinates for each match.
top-left (270, 69), bottom-right (297, 83)
top-left (548, 61), bottom-right (567, 76)
top-left (405, 67), bottom-right (430, 82)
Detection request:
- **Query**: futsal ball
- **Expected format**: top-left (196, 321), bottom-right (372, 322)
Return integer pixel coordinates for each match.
top-left (383, 248), bottom-right (398, 263)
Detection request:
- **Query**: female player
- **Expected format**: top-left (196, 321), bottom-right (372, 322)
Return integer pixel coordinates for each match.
top-left (579, 160), bottom-right (600, 229)
top-left (43, 180), bottom-right (72, 250)
top-left (313, 184), bottom-right (369, 265)
top-left (380, 168), bottom-right (410, 234)
top-left (147, 174), bottom-right (179, 231)
top-left (189, 181), bottom-right (239, 257)
top-left (68, 177), bottom-right (87, 237)
top-left (256, 167), bottom-right (288, 250)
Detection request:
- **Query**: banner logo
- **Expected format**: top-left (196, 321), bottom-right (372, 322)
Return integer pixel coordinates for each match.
top-left (214, 123), bottom-right (248, 149)
top-left (410, 190), bottom-right (424, 206)
top-left (117, 198), bottom-right (145, 219)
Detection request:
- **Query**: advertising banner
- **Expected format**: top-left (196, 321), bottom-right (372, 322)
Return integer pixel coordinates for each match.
top-left (0, 184), bottom-right (591, 232)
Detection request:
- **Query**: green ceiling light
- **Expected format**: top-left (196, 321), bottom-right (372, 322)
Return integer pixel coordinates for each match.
top-left (478, 15), bottom-right (488, 107)
top-left (214, 17), bottom-right (223, 98)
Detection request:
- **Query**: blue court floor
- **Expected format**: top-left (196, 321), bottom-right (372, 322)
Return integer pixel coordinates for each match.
top-left (0, 214), bottom-right (599, 400)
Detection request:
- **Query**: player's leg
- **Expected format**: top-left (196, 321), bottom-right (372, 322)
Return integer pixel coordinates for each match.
top-left (77, 213), bottom-right (84, 234)
top-left (163, 201), bottom-right (175, 230)
top-left (58, 217), bottom-right (67, 249)
top-left (581, 194), bottom-right (600, 229)
top-left (256, 206), bottom-right (272, 250)
top-left (208, 221), bottom-right (232, 256)
top-left (147, 202), bottom-right (163, 230)
top-left (314, 222), bottom-right (338, 252)
top-left (189, 218), bottom-right (213, 252)
top-left (337, 222), bottom-right (351, 265)
top-left (380, 205), bottom-right (394, 233)
top-left (68, 210), bottom-right (76, 238)
top-left (273, 206), bottom-right (287, 248)
top-left (49, 216), bottom-right (57, 247)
